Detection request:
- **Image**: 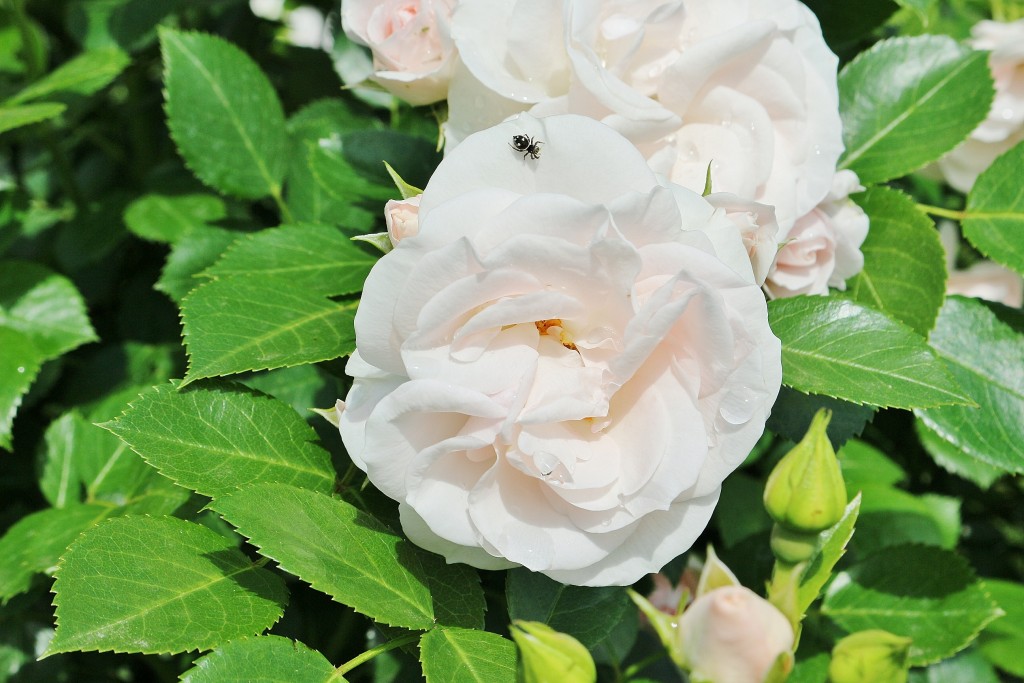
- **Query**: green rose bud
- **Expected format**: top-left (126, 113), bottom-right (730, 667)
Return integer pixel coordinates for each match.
top-left (511, 620), bottom-right (596, 683)
top-left (828, 630), bottom-right (911, 683)
top-left (769, 524), bottom-right (818, 564)
top-left (764, 409), bottom-right (847, 532)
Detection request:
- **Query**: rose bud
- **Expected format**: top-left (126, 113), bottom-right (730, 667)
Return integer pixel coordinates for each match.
top-left (510, 620), bottom-right (596, 683)
top-left (384, 195), bottom-right (421, 246)
top-left (764, 409), bottom-right (847, 534)
top-left (828, 630), bottom-right (911, 683)
top-left (678, 586), bottom-right (795, 683)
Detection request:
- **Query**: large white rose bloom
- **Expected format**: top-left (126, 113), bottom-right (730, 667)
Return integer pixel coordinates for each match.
top-left (446, 0), bottom-right (844, 234)
top-left (336, 114), bottom-right (781, 586)
top-left (937, 19), bottom-right (1024, 193)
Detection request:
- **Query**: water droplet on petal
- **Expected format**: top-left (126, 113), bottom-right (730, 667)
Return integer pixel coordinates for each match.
top-left (720, 387), bottom-right (756, 425)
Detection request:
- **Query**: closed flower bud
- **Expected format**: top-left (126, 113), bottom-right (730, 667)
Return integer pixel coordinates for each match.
top-left (511, 620), bottom-right (596, 683)
top-left (828, 630), bottom-right (911, 683)
top-left (678, 586), bottom-right (795, 683)
top-left (764, 409), bottom-right (847, 532)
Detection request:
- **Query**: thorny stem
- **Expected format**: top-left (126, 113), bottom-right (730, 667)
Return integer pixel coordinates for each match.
top-left (335, 632), bottom-right (420, 677)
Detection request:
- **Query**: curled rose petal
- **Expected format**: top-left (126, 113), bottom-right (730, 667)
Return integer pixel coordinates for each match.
top-left (338, 113), bottom-right (781, 586)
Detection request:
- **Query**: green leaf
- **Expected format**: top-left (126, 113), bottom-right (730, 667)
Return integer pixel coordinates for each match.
top-left (0, 102), bottom-right (66, 134)
top-left (0, 327), bottom-right (43, 450)
top-left (767, 386), bottom-right (875, 449)
top-left (213, 483), bottom-right (485, 630)
top-left (853, 486), bottom-right (959, 555)
top-left (0, 261), bottom-right (97, 359)
top-left (845, 186), bottom-right (946, 336)
top-left (48, 515), bottom-right (288, 655)
top-left (978, 580), bottom-right (1024, 677)
top-left (909, 648), bottom-right (1000, 683)
top-left (306, 142), bottom-right (397, 204)
top-left (180, 635), bottom-right (338, 683)
top-left (101, 382), bottom-right (336, 498)
top-left (6, 47), bottom-right (130, 105)
top-left (123, 193), bottom-right (227, 244)
top-left (894, 0), bottom-right (936, 20)
top-left (915, 419), bottom-right (1003, 489)
top-left (240, 365), bottom-right (336, 418)
top-left (505, 568), bottom-right (631, 651)
top-left (0, 504), bottom-right (113, 603)
top-left (419, 628), bottom-right (517, 683)
top-left (838, 36), bottom-right (993, 183)
top-left (181, 277), bottom-right (358, 383)
top-left (156, 225), bottom-right (240, 302)
top-left (160, 28), bottom-right (288, 199)
top-left (66, 0), bottom-right (181, 53)
top-left (962, 140), bottom-right (1024, 276)
top-left (40, 411), bottom-right (188, 514)
top-left (768, 296), bottom-right (969, 408)
top-left (822, 544), bottom-right (1002, 665)
top-left (915, 296), bottom-right (1024, 474)
top-left (796, 494), bottom-right (861, 616)
top-left (838, 439), bottom-right (907, 493)
top-left (201, 223), bottom-right (376, 294)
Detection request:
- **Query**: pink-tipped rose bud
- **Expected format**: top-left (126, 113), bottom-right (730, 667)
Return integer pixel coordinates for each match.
top-left (678, 586), bottom-right (795, 683)
top-left (385, 195), bottom-right (421, 246)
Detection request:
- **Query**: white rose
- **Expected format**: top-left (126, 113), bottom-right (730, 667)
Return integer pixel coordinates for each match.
top-left (384, 195), bottom-right (422, 246)
top-left (937, 19), bottom-right (1024, 193)
top-left (705, 193), bottom-right (782, 286)
top-left (678, 585), bottom-right (795, 683)
top-left (447, 0), bottom-right (844, 233)
top-left (337, 113), bottom-right (782, 586)
top-left (765, 170), bottom-right (869, 298)
top-left (342, 0), bottom-right (457, 105)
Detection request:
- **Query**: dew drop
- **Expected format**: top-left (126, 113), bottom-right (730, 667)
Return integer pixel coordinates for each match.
top-left (534, 451), bottom-right (558, 476)
top-left (719, 387), bottom-right (756, 425)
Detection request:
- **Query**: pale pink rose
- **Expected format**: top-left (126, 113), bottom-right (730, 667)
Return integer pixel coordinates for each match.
top-left (937, 19), bottom-right (1024, 193)
top-left (678, 585), bottom-right (795, 683)
top-left (336, 114), bottom-right (781, 586)
top-left (342, 0), bottom-right (457, 105)
top-left (447, 0), bottom-right (843, 232)
top-left (705, 193), bottom-right (781, 286)
top-left (765, 170), bottom-right (868, 298)
top-left (385, 195), bottom-right (422, 246)
top-left (940, 221), bottom-right (1024, 307)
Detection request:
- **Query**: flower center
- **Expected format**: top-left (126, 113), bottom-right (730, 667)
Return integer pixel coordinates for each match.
top-left (534, 319), bottom-right (577, 350)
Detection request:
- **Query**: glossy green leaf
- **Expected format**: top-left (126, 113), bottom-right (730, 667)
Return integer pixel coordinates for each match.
top-left (156, 225), bottom-right (240, 302)
top-left (40, 411), bottom-right (188, 514)
top-left (978, 580), bottom-right (1024, 677)
top-left (101, 382), bottom-right (336, 498)
top-left (915, 296), bottom-right (1024, 474)
top-left (962, 141), bottom-right (1024, 276)
top-left (240, 365), bottom-right (335, 418)
top-left (214, 483), bottom-right (485, 630)
top-left (838, 36), bottom-right (993, 183)
top-left (48, 515), bottom-right (288, 655)
top-left (788, 652), bottom-right (831, 683)
top-left (306, 142), bottom-right (397, 204)
top-left (201, 223), bottom-right (376, 294)
top-left (123, 193), bottom-right (227, 244)
top-left (853, 486), bottom-right (959, 555)
top-left (161, 28), bottom-right (287, 199)
top-left (846, 186), bottom-right (946, 336)
top-left (768, 297), bottom-right (969, 408)
top-left (796, 495), bottom-right (861, 616)
top-left (823, 544), bottom-right (1002, 665)
top-left (505, 568), bottom-right (631, 651)
top-left (6, 47), bottom-right (130, 105)
top-left (180, 635), bottom-right (339, 683)
top-left (0, 504), bottom-right (112, 603)
top-left (420, 628), bottom-right (517, 683)
top-left (916, 419), bottom-right (1003, 489)
top-left (0, 261), bottom-right (97, 359)
top-left (66, 0), bottom-right (181, 53)
top-left (0, 102), bottom-right (66, 134)
top-left (0, 327), bottom-right (42, 450)
top-left (909, 649), bottom-right (1000, 683)
top-left (181, 277), bottom-right (358, 383)
top-left (838, 439), bottom-right (907, 493)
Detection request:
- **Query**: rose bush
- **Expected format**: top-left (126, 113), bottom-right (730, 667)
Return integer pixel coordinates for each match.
top-left (937, 18), bottom-right (1024, 193)
top-left (335, 113), bottom-right (782, 585)
top-left (342, 0), bottom-right (457, 105)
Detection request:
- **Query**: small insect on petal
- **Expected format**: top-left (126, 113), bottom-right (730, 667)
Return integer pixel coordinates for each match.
top-left (509, 134), bottom-right (543, 160)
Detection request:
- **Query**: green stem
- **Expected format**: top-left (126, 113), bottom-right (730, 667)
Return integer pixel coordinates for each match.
top-left (271, 184), bottom-right (295, 223)
top-left (622, 652), bottom-right (669, 680)
top-left (334, 632), bottom-right (420, 677)
top-left (916, 203), bottom-right (966, 221)
top-left (991, 0), bottom-right (1006, 21)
